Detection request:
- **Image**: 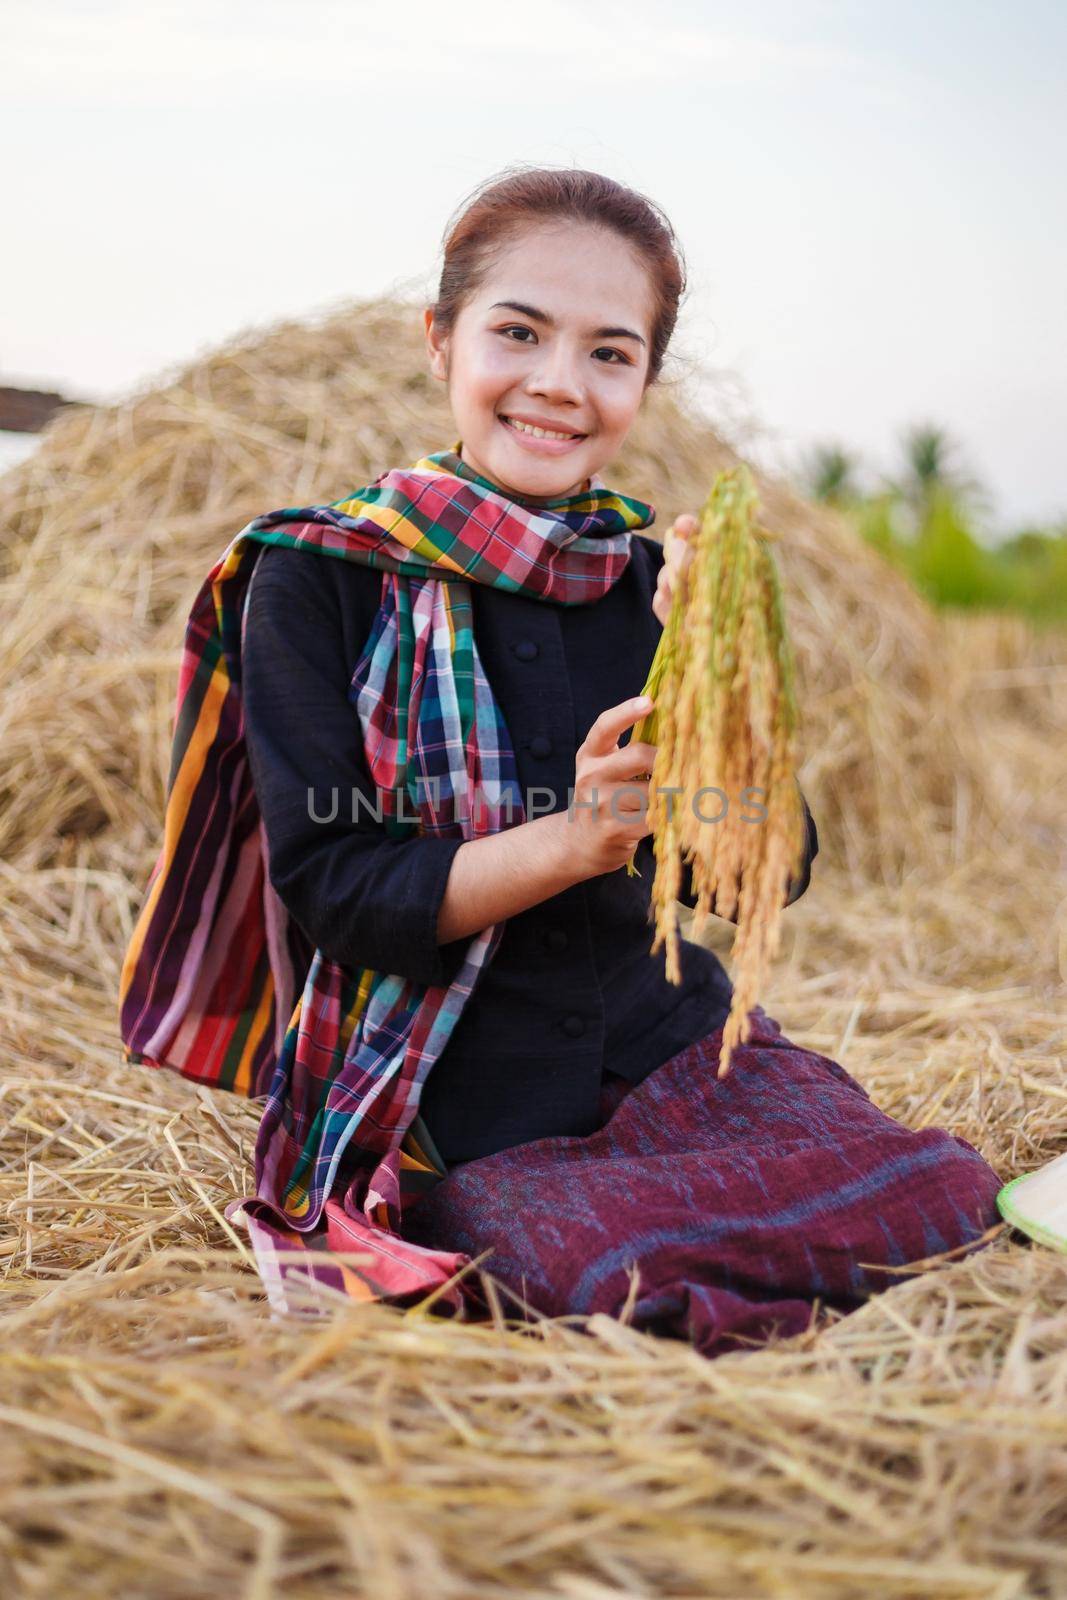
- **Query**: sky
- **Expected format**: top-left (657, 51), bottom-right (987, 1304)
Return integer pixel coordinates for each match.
top-left (1, 0), bottom-right (1064, 534)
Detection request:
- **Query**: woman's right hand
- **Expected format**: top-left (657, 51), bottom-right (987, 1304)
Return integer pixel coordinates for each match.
top-left (555, 695), bottom-right (659, 880)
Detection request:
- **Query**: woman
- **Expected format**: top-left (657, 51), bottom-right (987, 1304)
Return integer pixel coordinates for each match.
top-left (120, 166), bottom-right (1004, 1357)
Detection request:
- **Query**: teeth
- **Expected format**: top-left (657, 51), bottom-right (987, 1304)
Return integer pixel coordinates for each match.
top-left (503, 416), bottom-right (580, 441)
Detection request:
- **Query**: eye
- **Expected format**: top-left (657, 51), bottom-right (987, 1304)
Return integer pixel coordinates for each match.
top-left (498, 327), bottom-right (631, 365)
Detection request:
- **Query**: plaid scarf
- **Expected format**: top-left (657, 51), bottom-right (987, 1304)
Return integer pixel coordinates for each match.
top-left (118, 443), bottom-right (655, 1315)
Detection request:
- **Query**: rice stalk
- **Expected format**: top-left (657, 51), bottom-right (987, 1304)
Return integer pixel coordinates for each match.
top-left (628, 465), bottom-right (809, 1077)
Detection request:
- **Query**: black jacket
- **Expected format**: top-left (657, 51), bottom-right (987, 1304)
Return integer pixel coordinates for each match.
top-left (241, 531), bottom-right (818, 1162)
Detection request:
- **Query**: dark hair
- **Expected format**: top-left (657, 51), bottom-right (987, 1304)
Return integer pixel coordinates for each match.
top-left (429, 164), bottom-right (688, 389)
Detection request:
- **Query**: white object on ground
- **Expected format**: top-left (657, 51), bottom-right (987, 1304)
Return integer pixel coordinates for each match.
top-left (997, 1150), bottom-right (1067, 1252)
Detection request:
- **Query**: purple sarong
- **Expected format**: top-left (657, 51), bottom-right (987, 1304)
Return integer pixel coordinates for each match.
top-left (402, 1006), bottom-right (1005, 1358)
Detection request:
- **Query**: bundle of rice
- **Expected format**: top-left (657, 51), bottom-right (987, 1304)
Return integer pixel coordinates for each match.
top-left (629, 464), bottom-right (809, 1076)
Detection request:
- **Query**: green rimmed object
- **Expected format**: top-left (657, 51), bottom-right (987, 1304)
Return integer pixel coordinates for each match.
top-left (996, 1151), bottom-right (1067, 1252)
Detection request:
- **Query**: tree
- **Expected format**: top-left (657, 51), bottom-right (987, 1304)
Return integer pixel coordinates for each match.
top-left (909, 482), bottom-right (1007, 609)
top-left (804, 443), bottom-right (861, 508)
top-left (891, 422), bottom-right (989, 531)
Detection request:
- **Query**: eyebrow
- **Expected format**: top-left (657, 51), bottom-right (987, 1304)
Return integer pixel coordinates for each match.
top-left (488, 300), bottom-right (647, 347)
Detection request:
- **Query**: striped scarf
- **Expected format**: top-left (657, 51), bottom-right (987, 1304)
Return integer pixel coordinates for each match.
top-left (118, 443), bottom-right (655, 1315)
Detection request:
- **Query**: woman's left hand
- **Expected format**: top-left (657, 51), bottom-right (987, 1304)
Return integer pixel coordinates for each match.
top-left (652, 513), bottom-right (698, 627)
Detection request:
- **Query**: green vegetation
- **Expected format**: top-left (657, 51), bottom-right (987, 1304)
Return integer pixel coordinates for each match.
top-left (802, 424), bottom-right (1067, 626)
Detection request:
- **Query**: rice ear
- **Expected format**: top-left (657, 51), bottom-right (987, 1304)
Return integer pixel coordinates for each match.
top-left (629, 464), bottom-right (809, 1076)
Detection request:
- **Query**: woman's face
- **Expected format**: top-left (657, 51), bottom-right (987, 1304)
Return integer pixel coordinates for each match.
top-left (424, 220), bottom-right (655, 503)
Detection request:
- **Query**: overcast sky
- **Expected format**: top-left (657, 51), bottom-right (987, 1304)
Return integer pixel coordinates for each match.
top-left (1, 0), bottom-right (1063, 533)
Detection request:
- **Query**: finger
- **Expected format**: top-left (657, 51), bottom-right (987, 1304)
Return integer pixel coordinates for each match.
top-left (605, 785), bottom-right (650, 822)
top-left (672, 519), bottom-right (697, 552)
top-left (599, 776), bottom-right (652, 812)
top-left (605, 740), bottom-right (657, 777)
top-left (655, 552), bottom-right (687, 619)
top-left (614, 786), bottom-right (656, 834)
top-left (665, 516), bottom-right (697, 568)
top-left (583, 696), bottom-right (655, 757)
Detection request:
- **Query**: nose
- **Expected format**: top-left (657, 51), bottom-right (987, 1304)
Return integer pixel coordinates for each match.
top-left (524, 338), bottom-right (586, 408)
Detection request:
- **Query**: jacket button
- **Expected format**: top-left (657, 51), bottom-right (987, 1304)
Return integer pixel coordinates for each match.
top-left (561, 1015), bottom-right (586, 1038)
top-left (513, 639), bottom-right (539, 661)
top-left (545, 928), bottom-right (568, 953)
top-left (530, 735), bottom-right (552, 759)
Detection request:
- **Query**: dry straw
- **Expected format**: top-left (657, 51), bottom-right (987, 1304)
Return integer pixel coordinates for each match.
top-left (1, 296), bottom-right (1066, 1597)
top-left (628, 463), bottom-right (809, 1076)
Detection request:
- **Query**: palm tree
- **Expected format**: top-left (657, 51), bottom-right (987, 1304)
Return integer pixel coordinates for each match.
top-left (904, 424), bottom-right (952, 497)
top-left (892, 422), bottom-right (988, 526)
top-left (805, 443), bottom-right (861, 508)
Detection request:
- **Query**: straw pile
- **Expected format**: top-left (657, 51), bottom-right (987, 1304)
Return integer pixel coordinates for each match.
top-left (2, 296), bottom-right (1065, 1599)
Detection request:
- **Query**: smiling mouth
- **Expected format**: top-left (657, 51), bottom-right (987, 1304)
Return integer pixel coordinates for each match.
top-left (499, 415), bottom-right (588, 441)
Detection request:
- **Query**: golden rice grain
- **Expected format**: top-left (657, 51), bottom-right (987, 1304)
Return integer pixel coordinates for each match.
top-left (627, 465), bottom-right (808, 1077)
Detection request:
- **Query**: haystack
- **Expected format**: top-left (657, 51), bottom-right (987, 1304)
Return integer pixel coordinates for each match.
top-left (1, 297), bottom-right (1064, 1599)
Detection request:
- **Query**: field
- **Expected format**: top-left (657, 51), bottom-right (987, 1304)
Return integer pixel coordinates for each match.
top-left (1, 298), bottom-right (1065, 1599)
